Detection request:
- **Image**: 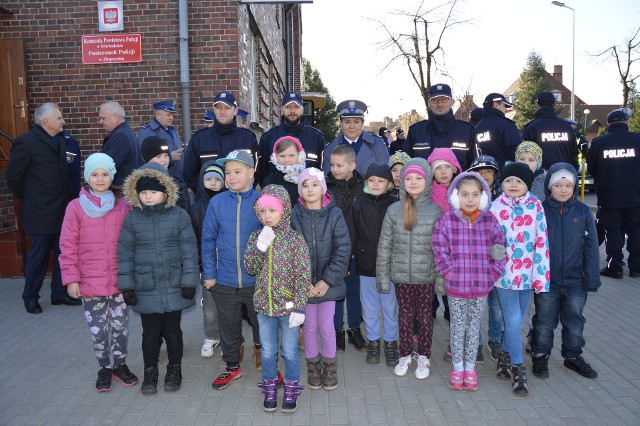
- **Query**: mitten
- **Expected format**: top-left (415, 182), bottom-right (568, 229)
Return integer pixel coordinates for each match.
top-left (122, 289), bottom-right (137, 306)
top-left (181, 287), bottom-right (196, 300)
top-left (256, 226), bottom-right (276, 252)
top-left (288, 312), bottom-right (305, 328)
top-left (490, 244), bottom-right (506, 261)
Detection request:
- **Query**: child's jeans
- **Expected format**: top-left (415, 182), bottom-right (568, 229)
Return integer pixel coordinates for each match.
top-left (531, 285), bottom-right (587, 359)
top-left (394, 283), bottom-right (435, 358)
top-left (304, 301), bottom-right (336, 358)
top-left (257, 313), bottom-right (300, 381)
top-left (82, 294), bottom-right (129, 367)
top-left (478, 287), bottom-right (504, 344)
top-left (496, 288), bottom-right (532, 364)
top-left (360, 276), bottom-right (398, 342)
top-left (449, 295), bottom-right (486, 368)
top-left (141, 311), bottom-right (183, 367)
top-left (334, 260), bottom-right (362, 330)
top-left (201, 282), bottom-right (220, 340)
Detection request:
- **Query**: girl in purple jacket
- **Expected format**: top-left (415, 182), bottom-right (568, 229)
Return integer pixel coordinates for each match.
top-left (59, 153), bottom-right (137, 393)
top-left (432, 172), bottom-right (506, 391)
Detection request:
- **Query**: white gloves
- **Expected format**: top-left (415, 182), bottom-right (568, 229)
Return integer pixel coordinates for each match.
top-left (490, 244), bottom-right (506, 261)
top-left (256, 226), bottom-right (276, 252)
top-left (289, 312), bottom-right (305, 328)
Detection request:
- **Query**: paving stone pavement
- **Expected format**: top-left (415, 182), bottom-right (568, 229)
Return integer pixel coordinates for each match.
top-left (1, 250), bottom-right (639, 425)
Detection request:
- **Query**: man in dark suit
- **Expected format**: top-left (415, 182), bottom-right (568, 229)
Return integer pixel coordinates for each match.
top-left (6, 103), bottom-right (82, 313)
top-left (99, 101), bottom-right (141, 187)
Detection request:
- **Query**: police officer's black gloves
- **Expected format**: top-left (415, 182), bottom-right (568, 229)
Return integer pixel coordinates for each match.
top-left (122, 289), bottom-right (137, 306)
top-left (181, 287), bottom-right (196, 300)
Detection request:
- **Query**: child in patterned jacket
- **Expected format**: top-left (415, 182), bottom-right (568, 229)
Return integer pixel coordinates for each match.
top-left (488, 162), bottom-right (550, 396)
top-left (244, 184), bottom-right (311, 413)
top-left (432, 172), bottom-right (507, 391)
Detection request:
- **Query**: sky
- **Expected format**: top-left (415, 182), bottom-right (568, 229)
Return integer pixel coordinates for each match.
top-left (301, 0), bottom-right (640, 124)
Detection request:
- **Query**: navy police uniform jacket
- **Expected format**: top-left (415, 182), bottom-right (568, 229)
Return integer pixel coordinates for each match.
top-left (404, 111), bottom-right (476, 170)
top-left (587, 123), bottom-right (640, 208)
top-left (102, 121), bottom-right (141, 188)
top-left (183, 121), bottom-right (258, 192)
top-left (323, 132), bottom-right (390, 178)
top-left (257, 120), bottom-right (325, 187)
top-left (473, 108), bottom-right (522, 170)
top-left (522, 107), bottom-right (578, 170)
top-left (138, 119), bottom-right (184, 178)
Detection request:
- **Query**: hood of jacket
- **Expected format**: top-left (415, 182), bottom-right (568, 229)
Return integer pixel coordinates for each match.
top-left (399, 157), bottom-right (432, 204)
top-left (122, 163), bottom-right (178, 209)
top-left (427, 147), bottom-right (462, 175)
top-left (195, 159), bottom-right (220, 202)
top-left (544, 162), bottom-right (579, 199)
top-left (447, 171), bottom-right (492, 220)
top-left (254, 184), bottom-right (292, 229)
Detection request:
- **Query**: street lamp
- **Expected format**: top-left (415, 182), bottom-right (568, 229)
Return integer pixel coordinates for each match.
top-left (551, 1), bottom-right (575, 120)
top-left (583, 108), bottom-right (590, 132)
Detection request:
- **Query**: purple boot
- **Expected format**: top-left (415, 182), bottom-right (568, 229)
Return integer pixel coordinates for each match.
top-left (282, 379), bottom-right (304, 413)
top-left (257, 379), bottom-right (278, 412)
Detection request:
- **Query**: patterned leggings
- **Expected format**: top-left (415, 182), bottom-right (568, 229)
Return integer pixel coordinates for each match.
top-left (395, 283), bottom-right (435, 358)
top-left (448, 296), bottom-right (487, 368)
top-left (82, 294), bottom-right (130, 367)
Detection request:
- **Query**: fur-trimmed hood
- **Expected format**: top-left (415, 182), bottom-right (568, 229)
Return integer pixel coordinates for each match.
top-left (122, 164), bottom-right (178, 209)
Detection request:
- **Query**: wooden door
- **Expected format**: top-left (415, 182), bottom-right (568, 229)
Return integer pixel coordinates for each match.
top-left (0, 39), bottom-right (29, 169)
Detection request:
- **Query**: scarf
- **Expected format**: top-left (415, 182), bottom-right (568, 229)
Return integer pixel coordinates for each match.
top-left (275, 162), bottom-right (306, 184)
top-left (79, 189), bottom-right (115, 218)
top-left (431, 181), bottom-right (450, 213)
top-left (461, 208), bottom-right (481, 224)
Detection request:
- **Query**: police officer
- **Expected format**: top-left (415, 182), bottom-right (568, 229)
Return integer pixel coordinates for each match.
top-left (473, 93), bottom-right (522, 170)
top-left (138, 99), bottom-right (185, 178)
top-left (566, 118), bottom-right (589, 155)
top-left (236, 108), bottom-right (249, 128)
top-left (522, 92), bottom-right (578, 170)
top-left (587, 109), bottom-right (640, 279)
top-left (256, 91), bottom-right (324, 187)
top-left (404, 83), bottom-right (477, 169)
top-left (203, 109), bottom-right (215, 128)
top-left (389, 129), bottom-right (405, 154)
top-left (322, 99), bottom-right (389, 177)
top-left (183, 91), bottom-right (258, 192)
top-left (469, 107), bottom-right (484, 126)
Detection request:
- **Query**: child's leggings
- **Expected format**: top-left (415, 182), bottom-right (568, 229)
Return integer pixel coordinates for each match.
top-left (82, 294), bottom-right (130, 367)
top-left (394, 283), bottom-right (434, 358)
top-left (448, 295), bottom-right (487, 369)
top-left (304, 301), bottom-right (336, 358)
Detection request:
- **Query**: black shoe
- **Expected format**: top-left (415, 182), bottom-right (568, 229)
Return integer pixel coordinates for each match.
top-left (51, 295), bottom-right (82, 306)
top-left (113, 363), bottom-right (138, 387)
top-left (141, 366), bottom-right (159, 395)
top-left (336, 329), bottom-right (346, 353)
top-left (347, 327), bottom-right (367, 352)
top-left (497, 352), bottom-right (511, 380)
top-left (384, 341), bottom-right (399, 366)
top-left (600, 267), bottom-right (623, 279)
top-left (511, 364), bottom-right (529, 396)
top-left (630, 270), bottom-right (640, 279)
top-left (164, 364), bottom-right (182, 391)
top-left (96, 366), bottom-right (112, 392)
top-left (564, 356), bottom-right (598, 379)
top-left (25, 301), bottom-right (43, 314)
top-left (532, 355), bottom-right (549, 378)
top-left (476, 345), bottom-right (484, 364)
top-left (366, 340), bottom-right (380, 364)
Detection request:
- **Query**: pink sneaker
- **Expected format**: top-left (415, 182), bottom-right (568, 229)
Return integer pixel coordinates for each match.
top-left (449, 370), bottom-right (464, 390)
top-left (463, 370), bottom-right (478, 391)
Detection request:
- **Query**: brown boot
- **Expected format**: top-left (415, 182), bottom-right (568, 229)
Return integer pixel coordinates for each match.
top-left (253, 344), bottom-right (262, 371)
top-left (321, 357), bottom-right (338, 390)
top-left (306, 356), bottom-right (322, 389)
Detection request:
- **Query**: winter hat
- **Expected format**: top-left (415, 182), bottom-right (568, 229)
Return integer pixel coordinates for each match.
top-left (83, 153), bottom-right (116, 183)
top-left (203, 164), bottom-right (225, 183)
top-left (365, 162), bottom-right (393, 182)
top-left (271, 136), bottom-right (306, 165)
top-left (548, 169), bottom-right (576, 189)
top-left (297, 167), bottom-right (327, 196)
top-left (515, 141), bottom-right (543, 171)
top-left (136, 176), bottom-right (167, 194)
top-left (427, 147), bottom-right (462, 174)
top-left (388, 151), bottom-right (411, 168)
top-left (501, 162), bottom-right (534, 191)
top-left (141, 136), bottom-right (169, 163)
top-left (257, 194), bottom-right (284, 214)
top-left (403, 165), bottom-right (426, 180)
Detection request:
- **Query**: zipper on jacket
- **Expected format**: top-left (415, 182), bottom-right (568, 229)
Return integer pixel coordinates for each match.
top-left (236, 193), bottom-right (242, 288)
top-left (268, 244), bottom-right (273, 316)
top-left (154, 214), bottom-right (168, 310)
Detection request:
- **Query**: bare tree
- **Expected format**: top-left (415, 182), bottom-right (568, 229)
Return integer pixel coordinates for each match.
top-left (593, 26), bottom-right (640, 108)
top-left (371, 0), bottom-right (469, 110)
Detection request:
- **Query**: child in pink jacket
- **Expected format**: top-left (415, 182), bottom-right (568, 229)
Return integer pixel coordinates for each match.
top-left (59, 153), bottom-right (137, 393)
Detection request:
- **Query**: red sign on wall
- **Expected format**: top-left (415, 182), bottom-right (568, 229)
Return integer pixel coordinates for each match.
top-left (81, 34), bottom-right (142, 64)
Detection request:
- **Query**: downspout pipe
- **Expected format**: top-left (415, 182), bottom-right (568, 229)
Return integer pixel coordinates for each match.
top-left (284, 4), bottom-right (293, 91)
top-left (179, 0), bottom-right (191, 145)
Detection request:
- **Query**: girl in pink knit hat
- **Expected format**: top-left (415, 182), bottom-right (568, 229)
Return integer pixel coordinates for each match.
top-left (263, 136), bottom-right (306, 207)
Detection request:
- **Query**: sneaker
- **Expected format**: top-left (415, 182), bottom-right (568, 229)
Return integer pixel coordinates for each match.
top-left (463, 370), bottom-right (478, 391)
top-left (212, 367), bottom-right (242, 390)
top-left (476, 345), bottom-right (484, 364)
top-left (393, 355), bottom-right (412, 377)
top-left (449, 370), bottom-right (464, 390)
top-left (525, 328), bottom-right (533, 353)
top-left (96, 366), bottom-right (112, 392)
top-left (201, 338), bottom-right (220, 358)
top-left (511, 364), bottom-right (529, 396)
top-left (253, 345), bottom-right (262, 371)
top-left (532, 354), bottom-right (549, 378)
top-left (487, 340), bottom-right (501, 362)
top-left (384, 341), bottom-right (399, 366)
top-left (497, 352), bottom-right (511, 380)
top-left (443, 345), bottom-right (452, 363)
top-left (113, 363), bottom-right (138, 387)
top-left (336, 329), bottom-right (346, 353)
top-left (366, 340), bottom-right (380, 364)
top-left (141, 366), bottom-right (158, 395)
top-left (564, 356), bottom-right (598, 379)
top-left (415, 355), bottom-right (430, 380)
top-left (347, 327), bottom-right (367, 352)
top-left (600, 266), bottom-right (623, 279)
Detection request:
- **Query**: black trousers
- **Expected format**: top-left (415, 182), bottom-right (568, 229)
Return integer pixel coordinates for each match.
top-left (211, 284), bottom-right (259, 365)
top-left (23, 233), bottom-right (66, 304)
top-left (140, 311), bottom-right (183, 368)
top-left (601, 207), bottom-right (640, 271)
